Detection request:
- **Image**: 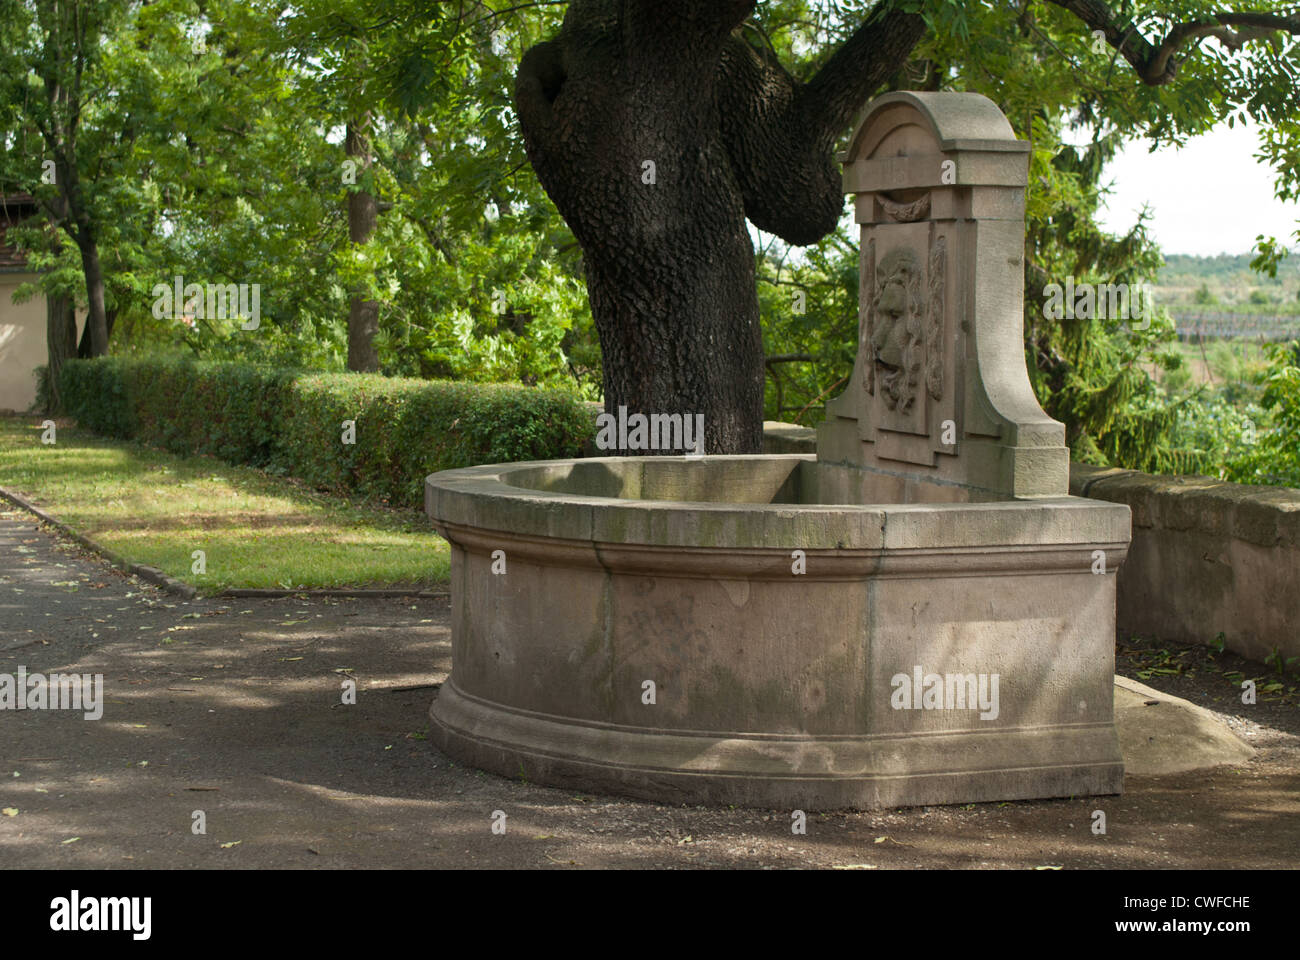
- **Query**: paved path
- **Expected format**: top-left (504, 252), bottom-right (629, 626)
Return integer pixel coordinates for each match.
top-left (2, 504), bottom-right (1298, 869)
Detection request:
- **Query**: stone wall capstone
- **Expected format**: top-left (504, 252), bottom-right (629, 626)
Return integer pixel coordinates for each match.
top-left (759, 422), bottom-right (1300, 665)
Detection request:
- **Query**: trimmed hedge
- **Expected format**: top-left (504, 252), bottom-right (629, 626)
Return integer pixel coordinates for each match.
top-left (60, 356), bottom-right (591, 509)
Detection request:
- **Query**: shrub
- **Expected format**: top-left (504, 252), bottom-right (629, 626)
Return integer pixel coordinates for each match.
top-left (1224, 341), bottom-right (1300, 488)
top-left (32, 364), bottom-right (52, 415)
top-left (61, 356), bottom-right (137, 438)
top-left (59, 357), bottom-right (591, 509)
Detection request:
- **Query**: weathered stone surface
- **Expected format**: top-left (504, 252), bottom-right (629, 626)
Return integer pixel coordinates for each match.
top-left (1114, 676), bottom-right (1255, 776)
top-left (1071, 462), bottom-right (1300, 663)
top-left (821, 91), bottom-right (1068, 499)
top-left (425, 93), bottom-right (1131, 810)
top-left (427, 454), bottom-right (1129, 809)
top-left (761, 420), bottom-right (817, 454)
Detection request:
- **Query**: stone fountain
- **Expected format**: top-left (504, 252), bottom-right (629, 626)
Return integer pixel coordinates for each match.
top-left (424, 92), bottom-right (1131, 810)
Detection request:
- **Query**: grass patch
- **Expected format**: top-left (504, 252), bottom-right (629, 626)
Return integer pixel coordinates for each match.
top-left (0, 415), bottom-right (448, 593)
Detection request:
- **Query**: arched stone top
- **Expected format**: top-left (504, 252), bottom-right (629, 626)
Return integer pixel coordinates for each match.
top-left (843, 91), bottom-right (1024, 160)
top-left (841, 91), bottom-right (1030, 194)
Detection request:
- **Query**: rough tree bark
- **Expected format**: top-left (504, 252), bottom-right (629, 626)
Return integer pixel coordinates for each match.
top-left (346, 115), bottom-right (381, 373)
top-left (38, 147), bottom-right (110, 360)
top-left (43, 169), bottom-right (111, 360)
top-left (45, 290), bottom-right (77, 414)
top-left (74, 224), bottom-right (109, 356)
top-left (515, 0), bottom-right (927, 452)
top-left (74, 300), bottom-right (114, 359)
top-left (32, 8), bottom-right (111, 359)
top-left (516, 0), bottom-right (1297, 453)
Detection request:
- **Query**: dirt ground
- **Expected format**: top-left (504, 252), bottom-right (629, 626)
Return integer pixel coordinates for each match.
top-left (2, 502), bottom-right (1298, 870)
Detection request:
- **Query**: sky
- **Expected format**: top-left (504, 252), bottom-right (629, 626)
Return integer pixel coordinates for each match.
top-left (1092, 123), bottom-right (1300, 257)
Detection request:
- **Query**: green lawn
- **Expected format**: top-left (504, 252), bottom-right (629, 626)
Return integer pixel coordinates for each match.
top-left (0, 415), bottom-right (449, 593)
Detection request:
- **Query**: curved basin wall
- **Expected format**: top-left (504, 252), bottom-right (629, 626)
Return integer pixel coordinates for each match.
top-left (425, 455), bottom-right (1131, 809)
top-left (503, 456), bottom-right (1013, 506)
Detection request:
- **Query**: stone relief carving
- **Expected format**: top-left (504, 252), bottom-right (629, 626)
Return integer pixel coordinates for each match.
top-left (925, 234), bottom-right (945, 403)
top-left (864, 243), bottom-right (944, 416)
top-left (862, 238), bottom-right (876, 398)
top-left (821, 92), bottom-right (1067, 495)
top-left (877, 192), bottom-right (931, 223)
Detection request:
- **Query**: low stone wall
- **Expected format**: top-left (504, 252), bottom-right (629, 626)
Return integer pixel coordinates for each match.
top-left (757, 421), bottom-right (1299, 665)
top-left (761, 420), bottom-right (817, 454)
top-left (1070, 464), bottom-right (1300, 665)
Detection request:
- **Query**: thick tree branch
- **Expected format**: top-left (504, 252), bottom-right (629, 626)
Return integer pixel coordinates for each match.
top-left (1146, 13), bottom-right (1299, 81)
top-left (798, 4), bottom-right (928, 146)
top-left (715, 2), bottom-right (925, 245)
top-left (514, 39), bottom-right (564, 140)
top-left (1047, 0), bottom-right (1300, 85)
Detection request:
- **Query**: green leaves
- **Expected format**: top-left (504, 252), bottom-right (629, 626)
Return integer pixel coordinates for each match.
top-left (1251, 236), bottom-right (1292, 279)
top-left (748, 0), bottom-right (1300, 478)
top-left (1221, 341), bottom-right (1300, 487)
top-left (61, 356), bottom-right (593, 510)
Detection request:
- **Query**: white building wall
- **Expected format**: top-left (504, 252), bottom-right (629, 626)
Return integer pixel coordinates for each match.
top-left (0, 271), bottom-right (87, 413)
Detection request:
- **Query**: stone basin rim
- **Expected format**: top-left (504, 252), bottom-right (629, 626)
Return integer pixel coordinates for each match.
top-left (425, 454), bottom-right (1132, 552)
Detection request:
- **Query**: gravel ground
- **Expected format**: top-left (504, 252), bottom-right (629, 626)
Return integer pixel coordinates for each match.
top-left (2, 503), bottom-right (1297, 870)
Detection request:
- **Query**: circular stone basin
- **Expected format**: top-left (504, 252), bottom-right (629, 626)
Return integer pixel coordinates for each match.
top-left (425, 455), bottom-right (1130, 810)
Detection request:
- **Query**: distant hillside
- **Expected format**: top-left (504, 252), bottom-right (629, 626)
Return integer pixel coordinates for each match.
top-left (1157, 251), bottom-right (1300, 312)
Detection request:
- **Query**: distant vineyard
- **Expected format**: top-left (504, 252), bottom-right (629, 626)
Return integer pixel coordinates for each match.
top-left (1173, 313), bottom-right (1300, 342)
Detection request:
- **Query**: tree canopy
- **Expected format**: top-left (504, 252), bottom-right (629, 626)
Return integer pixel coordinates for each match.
top-left (2, 0), bottom-right (1298, 475)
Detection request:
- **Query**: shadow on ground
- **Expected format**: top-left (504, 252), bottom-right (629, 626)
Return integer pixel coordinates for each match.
top-left (2, 504), bottom-right (1297, 869)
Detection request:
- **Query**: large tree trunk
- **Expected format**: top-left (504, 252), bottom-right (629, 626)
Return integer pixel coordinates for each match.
top-left (515, 0), bottom-right (925, 452)
top-left (586, 207), bottom-right (764, 454)
top-left (74, 230), bottom-right (110, 356)
top-left (42, 157), bottom-right (112, 360)
top-left (346, 115), bottom-right (381, 373)
top-left (35, 15), bottom-right (111, 361)
top-left (75, 300), bottom-right (114, 358)
top-left (44, 291), bottom-right (77, 413)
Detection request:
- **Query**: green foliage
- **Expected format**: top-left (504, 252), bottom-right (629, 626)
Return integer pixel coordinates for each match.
top-left (32, 365), bottom-right (53, 415)
top-left (10, 0), bottom-right (1300, 484)
top-left (756, 231), bottom-right (858, 424)
top-left (59, 356), bottom-right (592, 509)
top-left (1222, 341), bottom-right (1300, 487)
top-left (1, 0), bottom-right (598, 394)
top-left (1250, 236), bottom-right (1292, 279)
top-left (60, 357), bottom-right (138, 439)
top-left (1168, 389), bottom-right (1267, 479)
top-left (60, 354), bottom-right (293, 464)
top-left (752, 0), bottom-right (1300, 478)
